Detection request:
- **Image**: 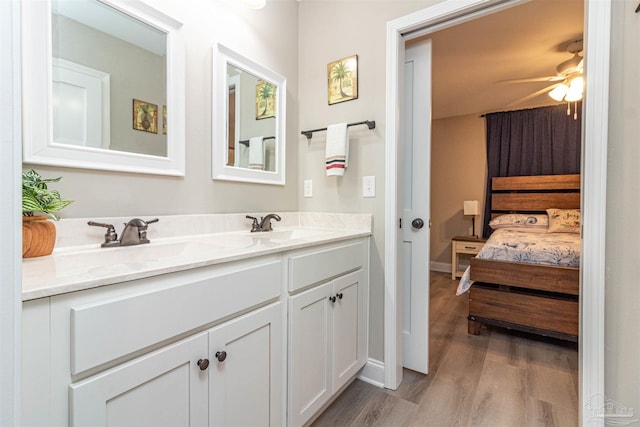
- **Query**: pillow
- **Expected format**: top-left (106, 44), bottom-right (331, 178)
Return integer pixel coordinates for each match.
top-left (546, 208), bottom-right (581, 233)
top-left (489, 214), bottom-right (549, 230)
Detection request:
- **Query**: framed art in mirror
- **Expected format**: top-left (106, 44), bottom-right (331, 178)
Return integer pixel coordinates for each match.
top-left (22, 0), bottom-right (186, 176)
top-left (212, 43), bottom-right (286, 185)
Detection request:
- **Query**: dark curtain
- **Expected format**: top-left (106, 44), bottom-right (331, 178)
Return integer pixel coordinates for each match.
top-left (481, 102), bottom-right (582, 238)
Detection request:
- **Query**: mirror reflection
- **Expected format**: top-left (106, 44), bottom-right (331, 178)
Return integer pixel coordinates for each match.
top-left (51, 0), bottom-right (167, 157)
top-left (212, 43), bottom-right (285, 185)
top-left (226, 64), bottom-right (277, 172)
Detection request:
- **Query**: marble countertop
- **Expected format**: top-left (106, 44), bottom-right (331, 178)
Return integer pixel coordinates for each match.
top-left (22, 212), bottom-right (372, 301)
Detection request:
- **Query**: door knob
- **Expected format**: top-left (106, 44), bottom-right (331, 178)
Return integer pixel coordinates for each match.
top-left (197, 358), bottom-right (209, 370)
top-left (411, 218), bottom-right (424, 229)
top-left (215, 351), bottom-right (227, 362)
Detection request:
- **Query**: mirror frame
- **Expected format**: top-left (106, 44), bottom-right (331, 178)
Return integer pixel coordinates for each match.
top-left (212, 43), bottom-right (286, 185)
top-left (22, 0), bottom-right (186, 176)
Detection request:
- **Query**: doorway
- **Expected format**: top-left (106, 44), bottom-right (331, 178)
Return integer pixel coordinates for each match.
top-left (384, 2), bottom-right (610, 425)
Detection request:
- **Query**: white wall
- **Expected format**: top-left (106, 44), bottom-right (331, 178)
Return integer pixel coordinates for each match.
top-left (27, 0), bottom-right (299, 218)
top-left (605, 0), bottom-right (640, 417)
top-left (431, 114), bottom-right (486, 267)
top-left (297, 0), bottom-right (436, 361)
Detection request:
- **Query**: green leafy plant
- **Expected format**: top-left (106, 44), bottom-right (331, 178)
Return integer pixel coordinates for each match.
top-left (22, 169), bottom-right (73, 220)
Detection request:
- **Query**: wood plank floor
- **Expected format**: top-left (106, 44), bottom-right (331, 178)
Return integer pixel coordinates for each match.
top-left (312, 271), bottom-right (578, 427)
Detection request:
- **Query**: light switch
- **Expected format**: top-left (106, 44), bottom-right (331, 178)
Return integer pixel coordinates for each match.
top-left (363, 176), bottom-right (376, 198)
top-left (303, 179), bottom-right (313, 197)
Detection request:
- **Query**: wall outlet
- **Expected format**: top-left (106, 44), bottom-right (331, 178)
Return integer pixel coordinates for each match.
top-left (303, 179), bottom-right (313, 197)
top-left (363, 176), bottom-right (376, 198)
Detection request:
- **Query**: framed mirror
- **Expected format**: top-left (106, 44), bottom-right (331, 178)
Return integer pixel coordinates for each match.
top-left (22, 0), bottom-right (186, 176)
top-left (213, 43), bottom-right (286, 185)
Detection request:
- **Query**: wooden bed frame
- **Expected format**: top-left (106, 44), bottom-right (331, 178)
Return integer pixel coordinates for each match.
top-left (467, 174), bottom-right (580, 342)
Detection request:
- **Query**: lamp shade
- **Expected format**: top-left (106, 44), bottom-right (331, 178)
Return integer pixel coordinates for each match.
top-left (549, 83), bottom-right (569, 101)
top-left (564, 76), bottom-right (583, 102)
top-left (463, 200), bottom-right (479, 216)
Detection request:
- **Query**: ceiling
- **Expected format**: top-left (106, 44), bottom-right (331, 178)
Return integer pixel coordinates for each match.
top-left (410, 0), bottom-right (585, 119)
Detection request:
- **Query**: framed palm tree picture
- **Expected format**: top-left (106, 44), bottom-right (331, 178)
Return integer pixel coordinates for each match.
top-left (327, 55), bottom-right (358, 105)
top-left (255, 80), bottom-right (276, 120)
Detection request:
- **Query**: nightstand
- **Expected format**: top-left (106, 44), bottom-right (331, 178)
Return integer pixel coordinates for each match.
top-left (451, 235), bottom-right (487, 280)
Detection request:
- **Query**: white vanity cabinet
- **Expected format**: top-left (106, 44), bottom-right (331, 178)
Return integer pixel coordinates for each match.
top-left (68, 302), bottom-right (283, 427)
top-left (287, 240), bottom-right (369, 427)
top-left (22, 256), bottom-right (284, 427)
top-left (21, 232), bottom-right (371, 427)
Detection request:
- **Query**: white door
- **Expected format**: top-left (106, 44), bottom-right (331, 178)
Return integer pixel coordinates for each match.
top-left (289, 281), bottom-right (333, 427)
top-left (69, 332), bottom-right (209, 426)
top-left (332, 270), bottom-right (366, 392)
top-left (209, 302), bottom-right (283, 427)
top-left (401, 39), bottom-right (432, 374)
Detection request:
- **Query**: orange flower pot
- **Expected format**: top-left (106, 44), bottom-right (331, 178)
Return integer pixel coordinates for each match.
top-left (22, 216), bottom-right (56, 258)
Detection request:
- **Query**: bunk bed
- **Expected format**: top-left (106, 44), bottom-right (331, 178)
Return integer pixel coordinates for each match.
top-left (463, 174), bottom-right (580, 342)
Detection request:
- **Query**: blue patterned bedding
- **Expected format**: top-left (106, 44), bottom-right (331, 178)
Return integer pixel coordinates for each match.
top-left (456, 228), bottom-right (580, 295)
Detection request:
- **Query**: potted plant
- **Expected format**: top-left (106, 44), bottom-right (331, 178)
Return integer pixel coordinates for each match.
top-left (22, 169), bottom-right (73, 258)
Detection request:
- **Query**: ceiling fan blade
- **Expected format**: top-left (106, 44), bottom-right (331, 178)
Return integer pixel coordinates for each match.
top-left (507, 83), bottom-right (562, 106)
top-left (499, 76), bottom-right (564, 84)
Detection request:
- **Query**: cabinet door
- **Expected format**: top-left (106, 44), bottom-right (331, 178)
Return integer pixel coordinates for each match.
top-left (70, 332), bottom-right (209, 427)
top-left (209, 302), bottom-right (283, 427)
top-left (289, 281), bottom-right (333, 427)
top-left (332, 269), bottom-right (366, 392)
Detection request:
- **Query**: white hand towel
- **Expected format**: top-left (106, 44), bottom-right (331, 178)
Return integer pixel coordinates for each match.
top-left (325, 123), bottom-right (348, 176)
top-left (248, 136), bottom-right (264, 170)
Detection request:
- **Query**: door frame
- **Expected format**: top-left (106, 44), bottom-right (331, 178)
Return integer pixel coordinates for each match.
top-left (384, 1), bottom-right (609, 426)
top-left (0, 0), bottom-right (23, 425)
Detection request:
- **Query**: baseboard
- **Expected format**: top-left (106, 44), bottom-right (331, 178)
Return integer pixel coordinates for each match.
top-left (430, 261), bottom-right (451, 274)
top-left (357, 358), bottom-right (385, 388)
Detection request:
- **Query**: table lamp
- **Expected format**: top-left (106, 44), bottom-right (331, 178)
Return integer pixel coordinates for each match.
top-left (463, 200), bottom-right (479, 237)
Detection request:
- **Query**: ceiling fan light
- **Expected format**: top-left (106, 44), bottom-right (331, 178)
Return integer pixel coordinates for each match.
top-left (549, 84), bottom-right (569, 102)
top-left (565, 76), bottom-right (584, 102)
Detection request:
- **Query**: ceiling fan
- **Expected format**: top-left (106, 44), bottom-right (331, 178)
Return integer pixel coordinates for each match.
top-left (505, 39), bottom-right (584, 106)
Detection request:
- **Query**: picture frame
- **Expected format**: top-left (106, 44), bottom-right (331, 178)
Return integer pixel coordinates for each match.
top-left (162, 105), bottom-right (167, 135)
top-left (255, 80), bottom-right (276, 120)
top-left (132, 99), bottom-right (158, 134)
top-left (327, 54), bottom-right (358, 105)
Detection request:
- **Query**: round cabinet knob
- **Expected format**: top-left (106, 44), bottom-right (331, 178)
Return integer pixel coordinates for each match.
top-left (337, 293), bottom-right (343, 300)
top-left (197, 358), bottom-right (209, 371)
top-left (411, 218), bottom-right (424, 229)
top-left (329, 296), bottom-right (337, 303)
top-left (215, 351), bottom-right (227, 362)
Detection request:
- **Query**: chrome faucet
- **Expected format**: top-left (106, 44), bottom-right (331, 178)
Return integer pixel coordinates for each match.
top-left (246, 213), bottom-right (281, 232)
top-left (88, 218), bottom-right (159, 247)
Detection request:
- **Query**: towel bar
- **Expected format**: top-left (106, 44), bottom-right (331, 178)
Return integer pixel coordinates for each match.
top-left (301, 120), bottom-right (375, 140)
top-left (239, 136), bottom-right (275, 147)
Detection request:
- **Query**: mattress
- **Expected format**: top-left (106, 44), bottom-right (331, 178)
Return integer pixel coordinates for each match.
top-left (456, 228), bottom-right (581, 295)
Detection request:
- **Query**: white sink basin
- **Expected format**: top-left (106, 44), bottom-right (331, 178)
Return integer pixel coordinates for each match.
top-left (248, 228), bottom-right (333, 244)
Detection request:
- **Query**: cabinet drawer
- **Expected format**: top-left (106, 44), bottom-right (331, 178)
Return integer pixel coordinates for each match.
top-left (455, 241), bottom-right (483, 254)
top-left (70, 259), bottom-right (281, 375)
top-left (288, 241), bottom-right (365, 292)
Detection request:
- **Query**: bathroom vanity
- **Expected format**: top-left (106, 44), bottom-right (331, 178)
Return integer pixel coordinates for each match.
top-left (21, 213), bottom-right (370, 426)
